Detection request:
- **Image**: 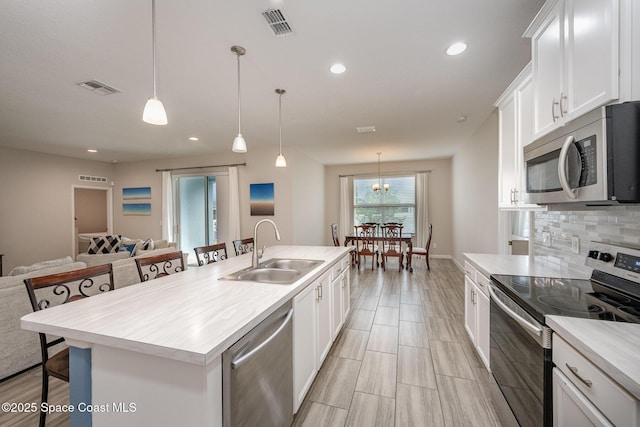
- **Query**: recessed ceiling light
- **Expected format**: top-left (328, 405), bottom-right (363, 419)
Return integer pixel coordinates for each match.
top-left (456, 115), bottom-right (468, 122)
top-left (446, 42), bottom-right (467, 56)
top-left (189, 136), bottom-right (199, 141)
top-left (330, 63), bottom-right (346, 74)
top-left (87, 149), bottom-right (97, 153)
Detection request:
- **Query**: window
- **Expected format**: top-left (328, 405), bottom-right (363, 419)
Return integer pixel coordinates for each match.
top-left (353, 175), bottom-right (415, 233)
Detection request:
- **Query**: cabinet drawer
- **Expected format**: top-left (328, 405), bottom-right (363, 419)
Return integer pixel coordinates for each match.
top-left (332, 255), bottom-right (350, 280)
top-left (331, 263), bottom-right (342, 281)
top-left (553, 334), bottom-right (640, 427)
top-left (475, 272), bottom-right (490, 298)
top-left (464, 261), bottom-right (476, 282)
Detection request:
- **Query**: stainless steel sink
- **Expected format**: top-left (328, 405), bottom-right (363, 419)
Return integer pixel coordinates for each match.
top-left (220, 258), bottom-right (324, 284)
top-left (258, 258), bottom-right (323, 271)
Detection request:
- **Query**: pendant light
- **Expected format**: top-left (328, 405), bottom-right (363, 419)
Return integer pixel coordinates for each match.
top-left (372, 152), bottom-right (389, 193)
top-left (275, 88), bottom-right (287, 167)
top-left (142, 0), bottom-right (168, 125)
top-left (231, 45), bottom-right (247, 153)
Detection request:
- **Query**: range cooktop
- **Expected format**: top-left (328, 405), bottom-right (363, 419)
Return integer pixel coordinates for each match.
top-left (490, 241), bottom-right (640, 325)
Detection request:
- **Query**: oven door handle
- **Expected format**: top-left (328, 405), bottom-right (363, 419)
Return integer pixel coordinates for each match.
top-left (489, 285), bottom-right (543, 337)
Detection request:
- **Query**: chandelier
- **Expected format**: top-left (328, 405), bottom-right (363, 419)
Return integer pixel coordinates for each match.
top-left (372, 152), bottom-right (389, 193)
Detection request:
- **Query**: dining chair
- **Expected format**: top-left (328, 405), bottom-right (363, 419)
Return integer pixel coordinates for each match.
top-left (380, 223), bottom-right (404, 271)
top-left (194, 243), bottom-right (228, 266)
top-left (135, 251), bottom-right (185, 282)
top-left (233, 238), bottom-right (254, 256)
top-left (330, 223), bottom-right (340, 246)
top-left (354, 224), bottom-right (378, 270)
top-left (23, 264), bottom-right (114, 427)
top-left (409, 224), bottom-right (433, 270)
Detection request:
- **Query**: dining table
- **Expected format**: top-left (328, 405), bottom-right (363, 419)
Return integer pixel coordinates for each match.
top-left (344, 233), bottom-right (414, 272)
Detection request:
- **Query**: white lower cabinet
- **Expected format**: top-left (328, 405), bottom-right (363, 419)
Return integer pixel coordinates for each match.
top-left (463, 261), bottom-right (490, 370)
top-left (553, 334), bottom-right (640, 427)
top-left (331, 255), bottom-right (351, 339)
top-left (292, 281), bottom-right (318, 412)
top-left (293, 262), bottom-right (347, 413)
top-left (316, 271), bottom-right (332, 365)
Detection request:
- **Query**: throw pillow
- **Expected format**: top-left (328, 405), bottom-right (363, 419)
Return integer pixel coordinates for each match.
top-left (141, 238), bottom-right (154, 251)
top-left (87, 235), bottom-right (122, 254)
top-left (120, 243), bottom-right (138, 256)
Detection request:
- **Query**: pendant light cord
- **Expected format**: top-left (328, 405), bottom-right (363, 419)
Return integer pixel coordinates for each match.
top-left (151, 0), bottom-right (157, 98)
top-left (237, 54), bottom-right (241, 134)
top-left (278, 92), bottom-right (283, 153)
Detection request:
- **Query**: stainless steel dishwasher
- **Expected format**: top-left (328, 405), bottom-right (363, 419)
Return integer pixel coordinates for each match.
top-left (223, 301), bottom-right (293, 427)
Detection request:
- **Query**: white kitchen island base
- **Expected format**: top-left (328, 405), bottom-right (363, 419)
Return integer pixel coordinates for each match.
top-left (88, 344), bottom-right (221, 427)
top-left (21, 245), bottom-right (351, 427)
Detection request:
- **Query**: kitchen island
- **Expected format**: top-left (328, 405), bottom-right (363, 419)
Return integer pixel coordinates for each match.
top-left (21, 245), bottom-right (351, 427)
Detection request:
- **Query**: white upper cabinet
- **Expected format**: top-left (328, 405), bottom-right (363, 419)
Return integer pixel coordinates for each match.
top-left (526, 0), bottom-right (619, 140)
top-left (496, 63), bottom-right (542, 209)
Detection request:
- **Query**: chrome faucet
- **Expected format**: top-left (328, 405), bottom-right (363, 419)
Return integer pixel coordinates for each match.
top-left (252, 219), bottom-right (281, 268)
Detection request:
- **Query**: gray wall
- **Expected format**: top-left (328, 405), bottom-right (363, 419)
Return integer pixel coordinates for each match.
top-left (451, 111), bottom-right (500, 267)
top-left (0, 147), bottom-right (115, 273)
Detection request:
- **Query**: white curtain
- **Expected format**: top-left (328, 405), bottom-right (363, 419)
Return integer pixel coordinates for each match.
top-left (415, 172), bottom-right (430, 247)
top-left (161, 171), bottom-right (174, 242)
top-left (339, 176), bottom-right (350, 244)
top-left (228, 166), bottom-right (241, 241)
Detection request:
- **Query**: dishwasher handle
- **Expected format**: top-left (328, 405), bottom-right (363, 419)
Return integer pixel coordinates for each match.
top-left (231, 309), bottom-right (293, 369)
top-left (489, 284), bottom-right (542, 337)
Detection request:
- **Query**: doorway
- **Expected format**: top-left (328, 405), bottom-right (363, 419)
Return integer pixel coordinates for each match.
top-left (73, 186), bottom-right (113, 255)
top-left (175, 175), bottom-right (218, 265)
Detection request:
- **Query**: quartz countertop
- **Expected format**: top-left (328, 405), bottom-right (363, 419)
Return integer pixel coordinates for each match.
top-left (21, 245), bottom-right (351, 366)
top-left (547, 315), bottom-right (640, 400)
top-left (463, 253), bottom-right (590, 280)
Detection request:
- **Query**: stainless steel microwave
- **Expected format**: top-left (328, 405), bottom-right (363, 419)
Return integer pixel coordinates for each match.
top-left (524, 101), bottom-right (640, 205)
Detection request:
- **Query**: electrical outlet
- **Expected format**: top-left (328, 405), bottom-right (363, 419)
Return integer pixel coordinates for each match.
top-left (542, 232), bottom-right (551, 247)
top-left (433, 243), bottom-right (438, 249)
top-left (571, 236), bottom-right (580, 254)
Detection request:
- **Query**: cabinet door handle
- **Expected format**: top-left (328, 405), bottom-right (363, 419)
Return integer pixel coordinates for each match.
top-left (552, 99), bottom-right (560, 121)
top-left (315, 287), bottom-right (320, 302)
top-left (319, 284), bottom-right (323, 300)
top-left (512, 189), bottom-right (518, 204)
top-left (560, 92), bottom-right (567, 116)
top-left (565, 363), bottom-right (593, 388)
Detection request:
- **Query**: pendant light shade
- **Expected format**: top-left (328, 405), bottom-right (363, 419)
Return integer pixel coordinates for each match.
top-left (142, 0), bottom-right (167, 125)
top-left (231, 45), bottom-right (247, 153)
top-left (143, 97), bottom-right (167, 125)
top-left (275, 88), bottom-right (287, 167)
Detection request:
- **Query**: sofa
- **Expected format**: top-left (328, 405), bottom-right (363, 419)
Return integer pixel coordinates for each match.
top-left (0, 245), bottom-right (188, 381)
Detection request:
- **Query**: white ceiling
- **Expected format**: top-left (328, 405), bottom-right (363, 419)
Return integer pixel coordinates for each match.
top-left (0, 0), bottom-right (544, 165)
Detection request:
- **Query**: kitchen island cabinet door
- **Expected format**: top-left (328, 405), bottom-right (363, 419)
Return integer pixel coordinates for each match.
top-left (331, 270), bottom-right (344, 339)
top-left (293, 282), bottom-right (318, 412)
top-left (316, 271), bottom-right (333, 366)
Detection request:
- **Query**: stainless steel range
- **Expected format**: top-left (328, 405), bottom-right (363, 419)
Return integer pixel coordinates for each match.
top-left (489, 241), bottom-right (640, 427)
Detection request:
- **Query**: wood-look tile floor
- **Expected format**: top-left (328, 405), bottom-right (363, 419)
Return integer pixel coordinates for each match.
top-left (294, 258), bottom-right (519, 427)
top-left (0, 258), bottom-right (517, 427)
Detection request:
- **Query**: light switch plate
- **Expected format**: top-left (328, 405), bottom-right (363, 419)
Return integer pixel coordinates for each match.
top-left (571, 236), bottom-right (580, 254)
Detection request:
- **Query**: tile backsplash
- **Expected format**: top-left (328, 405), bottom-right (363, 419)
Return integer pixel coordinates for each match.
top-left (534, 206), bottom-right (640, 274)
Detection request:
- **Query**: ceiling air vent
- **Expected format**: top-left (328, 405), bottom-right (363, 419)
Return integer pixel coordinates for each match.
top-left (79, 175), bottom-right (108, 183)
top-left (357, 126), bottom-right (376, 133)
top-left (77, 80), bottom-right (120, 95)
top-left (262, 9), bottom-right (294, 36)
